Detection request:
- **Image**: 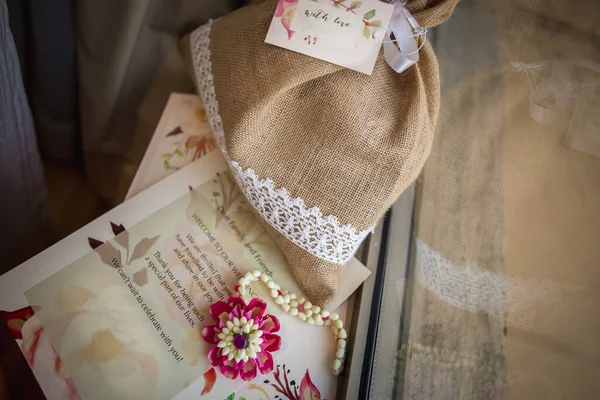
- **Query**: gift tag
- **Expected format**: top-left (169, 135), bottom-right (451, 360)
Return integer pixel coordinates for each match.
top-left (564, 74), bottom-right (600, 158)
top-left (265, 0), bottom-right (394, 75)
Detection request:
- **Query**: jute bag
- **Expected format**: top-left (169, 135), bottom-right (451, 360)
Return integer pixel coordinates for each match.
top-left (185, 0), bottom-right (457, 306)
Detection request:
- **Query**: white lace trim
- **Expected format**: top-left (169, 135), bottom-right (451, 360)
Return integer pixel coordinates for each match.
top-left (415, 238), bottom-right (582, 317)
top-left (190, 21), bottom-right (371, 264)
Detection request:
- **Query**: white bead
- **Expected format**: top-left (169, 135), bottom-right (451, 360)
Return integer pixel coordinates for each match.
top-left (338, 328), bottom-right (347, 339)
top-left (307, 317), bottom-right (315, 325)
top-left (314, 315), bottom-right (322, 324)
top-left (217, 340), bottom-right (227, 348)
top-left (289, 293), bottom-right (297, 300)
top-left (252, 270), bottom-right (262, 278)
top-left (261, 273), bottom-right (270, 282)
top-left (233, 317), bottom-right (240, 327)
top-left (338, 339), bottom-right (346, 349)
top-left (228, 352), bottom-right (235, 361)
top-left (242, 324), bottom-right (250, 334)
top-left (316, 319), bottom-right (324, 326)
top-left (325, 320), bottom-right (331, 326)
top-left (305, 309), bottom-right (313, 318)
top-left (336, 348), bottom-right (345, 359)
top-left (267, 281), bottom-right (275, 289)
top-left (275, 296), bottom-right (284, 305)
top-left (240, 316), bottom-right (247, 325)
top-left (222, 347), bottom-right (231, 356)
top-left (298, 297), bottom-right (306, 304)
top-left (270, 289), bottom-right (279, 298)
top-left (298, 312), bottom-right (307, 321)
top-left (333, 359), bottom-right (342, 371)
top-left (312, 306), bottom-right (321, 314)
top-left (238, 348), bottom-right (246, 360)
top-left (336, 319), bottom-right (343, 329)
top-left (290, 308), bottom-right (298, 316)
top-left (282, 304), bottom-right (290, 312)
top-left (330, 324), bottom-right (339, 334)
top-left (330, 312), bottom-right (339, 321)
top-left (283, 294), bottom-right (291, 304)
top-left (321, 310), bottom-right (330, 318)
top-left (218, 333), bottom-right (227, 340)
top-left (304, 301), bottom-right (312, 309)
top-left (251, 323), bottom-right (259, 331)
top-left (222, 327), bottom-right (230, 335)
top-left (239, 278), bottom-right (248, 287)
top-left (290, 300), bottom-right (298, 307)
top-left (244, 272), bottom-right (253, 280)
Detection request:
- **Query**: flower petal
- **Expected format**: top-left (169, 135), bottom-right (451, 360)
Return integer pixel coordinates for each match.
top-left (210, 301), bottom-right (232, 323)
top-left (259, 314), bottom-right (280, 333)
top-left (207, 346), bottom-right (223, 367)
top-left (256, 351), bottom-right (274, 374)
top-left (246, 298), bottom-right (267, 320)
top-left (202, 325), bottom-right (220, 344)
top-left (227, 296), bottom-right (245, 308)
top-left (261, 333), bottom-right (281, 353)
top-left (299, 369), bottom-right (322, 400)
top-left (227, 296), bottom-right (246, 318)
top-left (240, 359), bottom-right (258, 381)
top-left (220, 358), bottom-right (240, 379)
top-left (274, 0), bottom-right (297, 17)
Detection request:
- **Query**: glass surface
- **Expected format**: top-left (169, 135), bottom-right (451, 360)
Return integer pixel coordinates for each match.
top-left (364, 1), bottom-right (600, 399)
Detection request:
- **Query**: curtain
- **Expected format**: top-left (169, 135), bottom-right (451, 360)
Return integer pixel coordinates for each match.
top-left (76, 0), bottom-right (237, 205)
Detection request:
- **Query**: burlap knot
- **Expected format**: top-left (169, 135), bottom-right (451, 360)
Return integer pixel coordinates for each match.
top-left (184, 0), bottom-right (458, 306)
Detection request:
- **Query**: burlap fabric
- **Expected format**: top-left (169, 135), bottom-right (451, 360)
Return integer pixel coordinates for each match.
top-left (187, 0), bottom-right (457, 306)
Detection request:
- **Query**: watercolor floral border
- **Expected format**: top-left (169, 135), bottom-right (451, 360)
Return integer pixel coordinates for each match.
top-left (274, 0), bottom-right (383, 41)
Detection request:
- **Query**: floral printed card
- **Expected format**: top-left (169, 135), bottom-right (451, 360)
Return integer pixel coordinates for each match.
top-left (126, 93), bottom-right (217, 200)
top-left (265, 0), bottom-right (394, 75)
top-left (0, 151), bottom-right (369, 399)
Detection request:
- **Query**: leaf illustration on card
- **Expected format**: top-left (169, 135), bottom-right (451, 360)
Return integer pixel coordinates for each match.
top-left (88, 237), bottom-right (104, 250)
top-left (350, 1), bottom-right (362, 9)
top-left (200, 367), bottom-right (217, 395)
top-left (110, 222), bottom-right (129, 250)
top-left (94, 241), bottom-right (122, 268)
top-left (129, 236), bottom-right (160, 264)
top-left (133, 268), bottom-right (149, 286)
top-left (363, 26), bottom-right (371, 39)
top-left (166, 126), bottom-right (183, 137)
top-left (370, 20), bottom-right (382, 27)
top-left (363, 9), bottom-right (376, 19)
top-left (299, 370), bottom-right (321, 400)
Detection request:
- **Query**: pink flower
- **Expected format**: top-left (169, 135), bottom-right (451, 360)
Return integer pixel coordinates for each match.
top-left (274, 0), bottom-right (298, 39)
top-left (202, 296), bottom-right (281, 381)
top-left (1, 307), bottom-right (81, 400)
top-left (274, 0), bottom-right (298, 17)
